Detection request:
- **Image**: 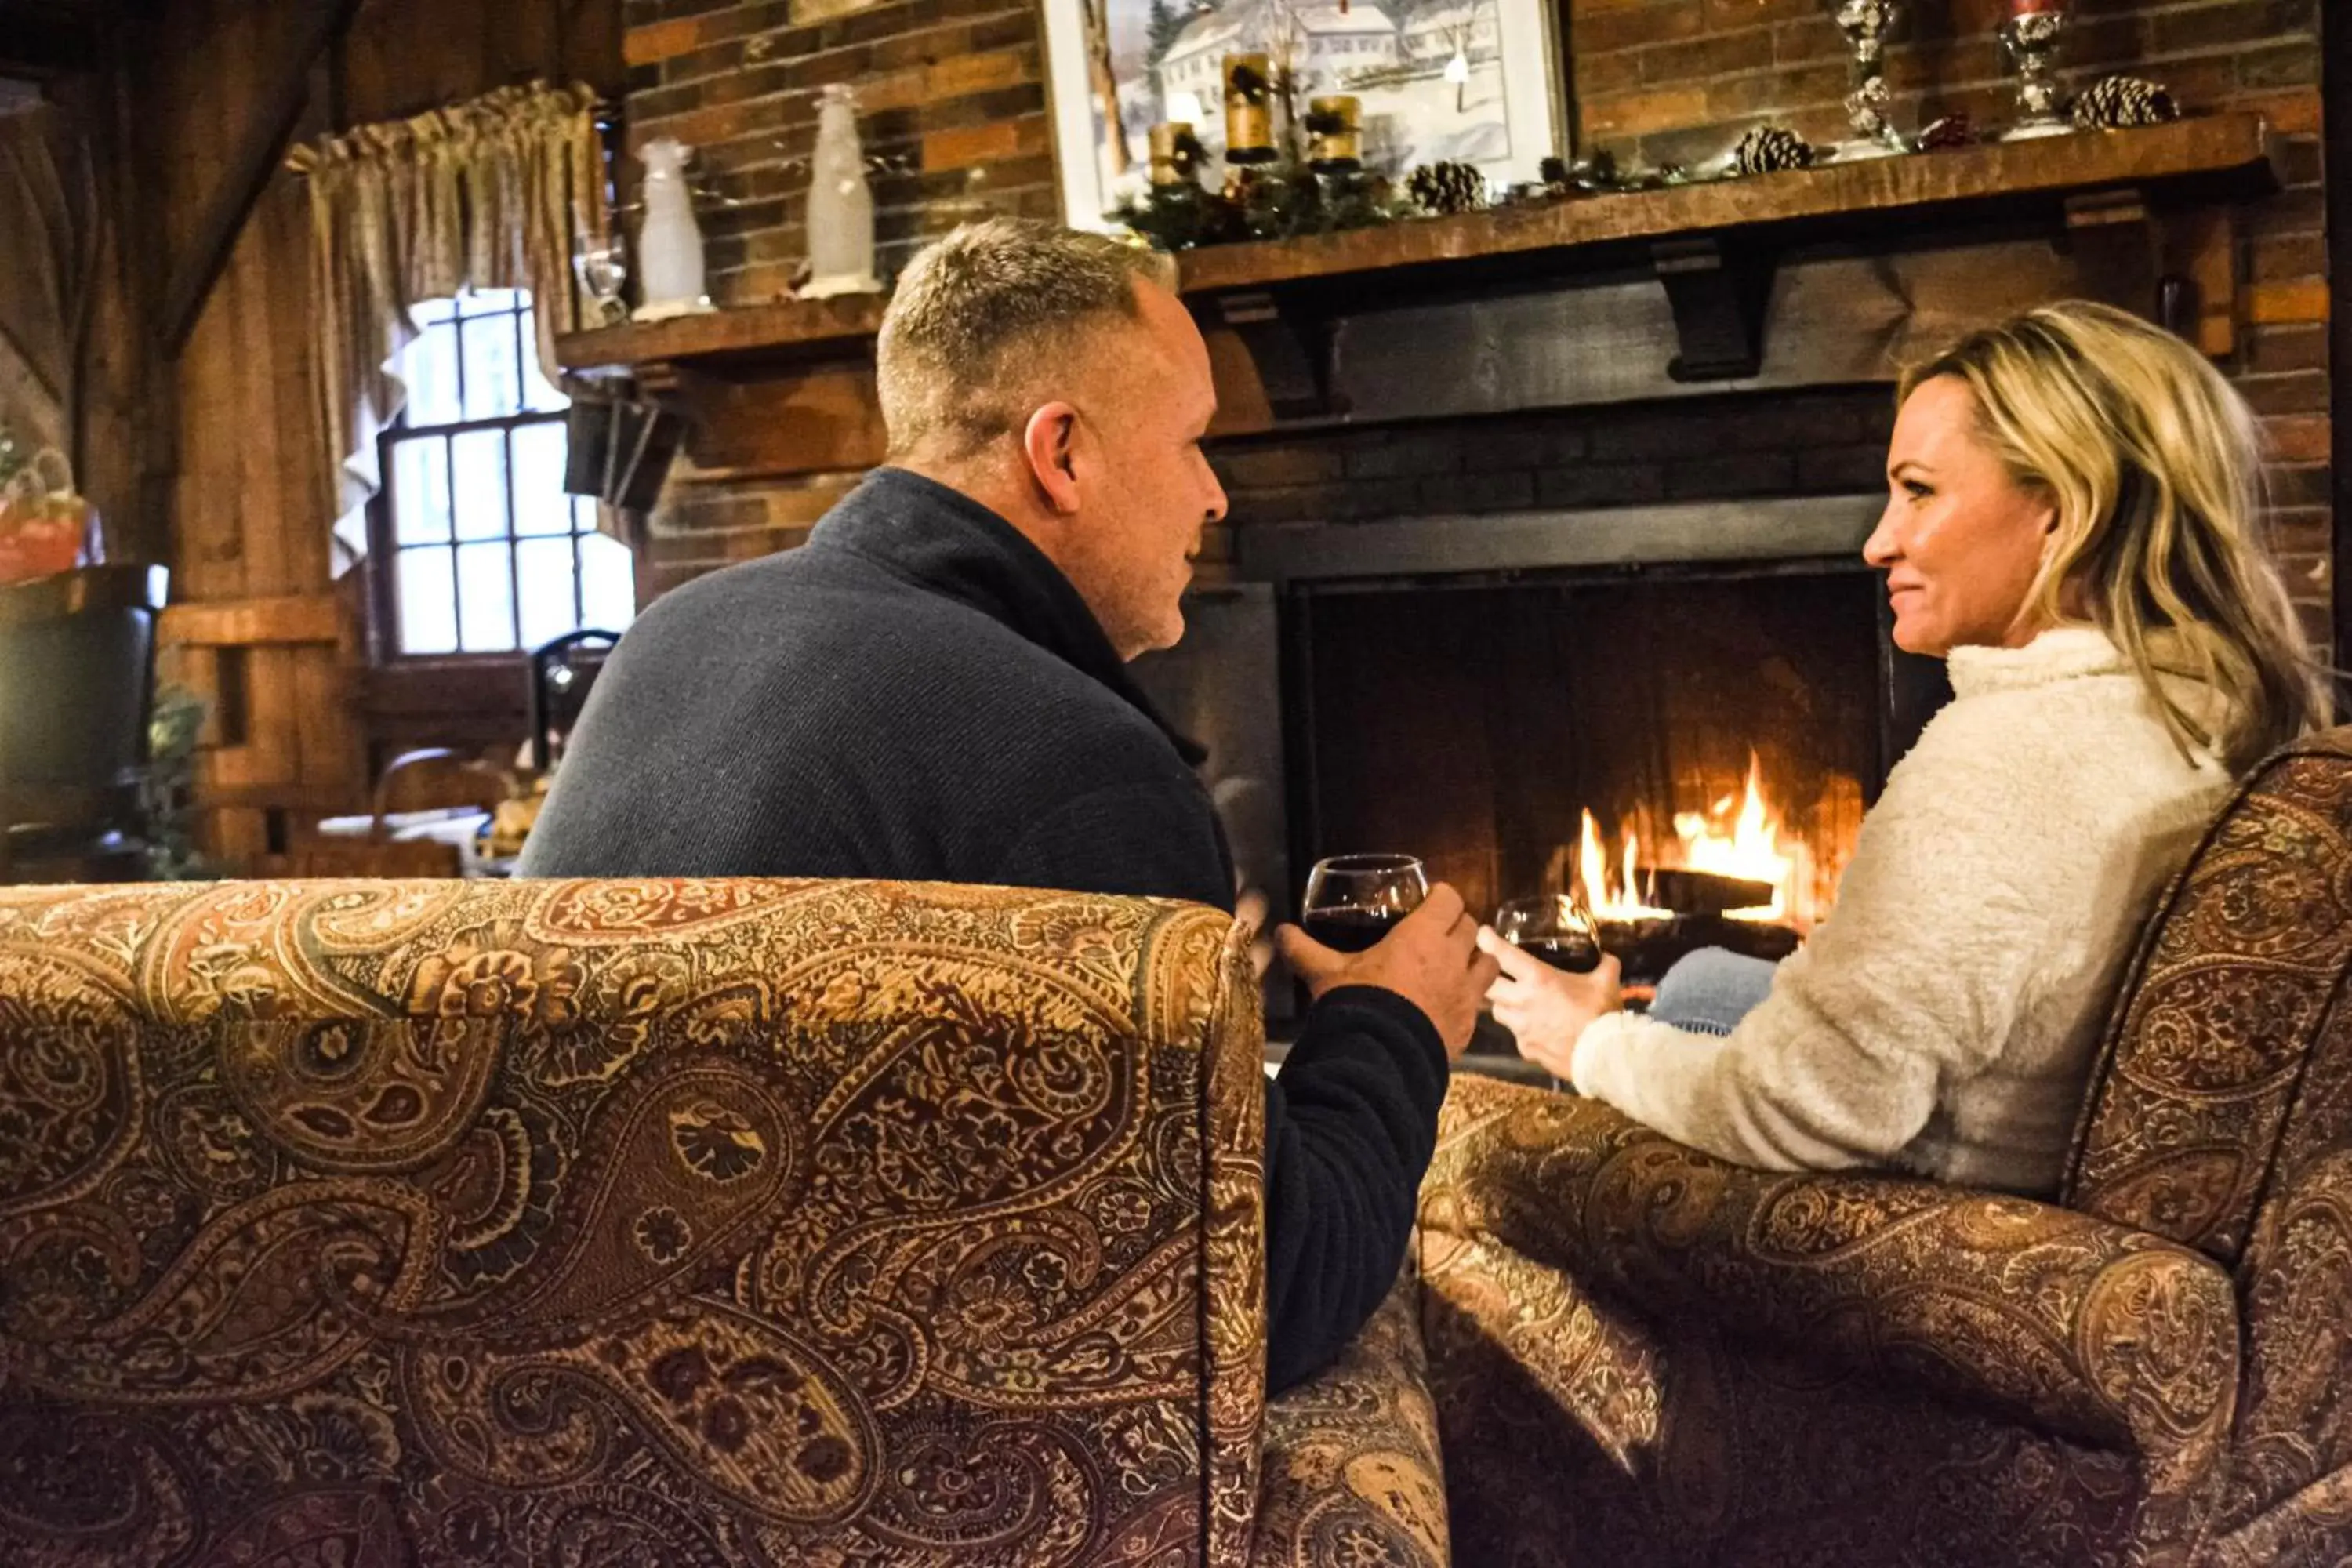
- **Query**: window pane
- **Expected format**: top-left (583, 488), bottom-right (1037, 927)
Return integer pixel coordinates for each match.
top-left (408, 296), bottom-right (454, 328)
top-left (459, 287), bottom-right (521, 317)
top-left (451, 429), bottom-right (509, 542)
top-left (390, 437), bottom-right (451, 544)
top-left (516, 536), bottom-right (579, 651)
top-left (397, 547), bottom-right (459, 655)
top-left (511, 422), bottom-right (571, 536)
top-left (573, 495), bottom-right (598, 534)
top-left (461, 311), bottom-right (522, 420)
top-left (520, 309), bottom-right (568, 412)
top-left (404, 321), bottom-right (461, 427)
top-left (456, 541), bottom-right (517, 652)
top-left (579, 532), bottom-right (637, 633)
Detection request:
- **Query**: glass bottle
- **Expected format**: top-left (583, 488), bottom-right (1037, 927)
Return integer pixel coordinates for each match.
top-left (804, 84), bottom-right (883, 297)
top-left (633, 136), bottom-right (711, 319)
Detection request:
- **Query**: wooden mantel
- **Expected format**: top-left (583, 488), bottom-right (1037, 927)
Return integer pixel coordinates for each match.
top-left (556, 113), bottom-right (2279, 383)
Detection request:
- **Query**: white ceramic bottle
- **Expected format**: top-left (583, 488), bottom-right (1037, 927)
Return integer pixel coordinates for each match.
top-left (803, 84), bottom-right (882, 298)
top-left (633, 136), bottom-right (713, 320)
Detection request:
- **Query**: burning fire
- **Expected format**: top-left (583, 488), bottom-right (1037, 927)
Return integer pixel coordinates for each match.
top-left (1577, 809), bottom-right (1671, 920)
top-left (1573, 752), bottom-right (1803, 925)
top-left (1675, 753), bottom-right (1797, 921)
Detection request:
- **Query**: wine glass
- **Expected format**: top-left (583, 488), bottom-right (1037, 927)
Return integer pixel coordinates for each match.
top-left (1494, 893), bottom-right (1602, 973)
top-left (1301, 854), bottom-right (1428, 953)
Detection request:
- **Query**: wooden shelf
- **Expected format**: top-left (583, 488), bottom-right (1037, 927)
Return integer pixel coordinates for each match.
top-left (555, 292), bottom-right (887, 374)
top-left (554, 113), bottom-right (2278, 381)
top-left (1176, 112), bottom-right (2277, 293)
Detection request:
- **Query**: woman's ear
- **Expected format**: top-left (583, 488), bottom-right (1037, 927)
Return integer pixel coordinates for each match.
top-left (1020, 402), bottom-right (1083, 515)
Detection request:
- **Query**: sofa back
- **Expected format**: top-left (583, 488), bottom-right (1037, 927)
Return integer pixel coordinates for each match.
top-left (2063, 730), bottom-right (2352, 1561)
top-left (0, 877), bottom-right (1268, 1566)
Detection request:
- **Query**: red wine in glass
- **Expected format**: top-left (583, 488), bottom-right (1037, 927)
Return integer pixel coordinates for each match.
top-left (1301, 855), bottom-right (1428, 954)
top-left (1494, 895), bottom-right (1602, 972)
top-left (1512, 934), bottom-right (1602, 971)
top-left (1301, 905), bottom-right (1409, 953)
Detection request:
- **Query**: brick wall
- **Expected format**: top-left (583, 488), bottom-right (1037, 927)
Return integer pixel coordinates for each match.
top-left (623, 0), bottom-right (1057, 304)
top-left (624, 0), bottom-right (2332, 644)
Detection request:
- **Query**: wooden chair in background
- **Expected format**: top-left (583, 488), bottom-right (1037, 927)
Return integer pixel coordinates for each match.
top-left (282, 747), bottom-right (518, 877)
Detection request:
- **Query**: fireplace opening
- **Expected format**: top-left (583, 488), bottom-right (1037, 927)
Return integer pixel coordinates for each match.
top-left (1285, 564), bottom-right (1896, 944)
top-left (1131, 497), bottom-right (1953, 1040)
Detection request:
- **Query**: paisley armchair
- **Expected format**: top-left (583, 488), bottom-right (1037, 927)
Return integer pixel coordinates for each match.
top-left (1417, 730), bottom-right (2352, 1567)
top-left (0, 877), bottom-right (1444, 1567)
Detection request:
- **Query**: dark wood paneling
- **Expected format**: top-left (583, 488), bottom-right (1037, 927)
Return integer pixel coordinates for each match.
top-left (135, 0), bottom-right (623, 868)
top-left (341, 0), bottom-right (622, 126)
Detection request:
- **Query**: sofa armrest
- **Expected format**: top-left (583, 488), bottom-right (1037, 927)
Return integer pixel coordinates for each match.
top-left (1421, 1077), bottom-right (2238, 1481)
top-left (1203, 912), bottom-right (1272, 1565)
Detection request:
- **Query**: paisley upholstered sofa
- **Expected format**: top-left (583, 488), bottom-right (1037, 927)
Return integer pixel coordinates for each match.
top-left (6, 728), bottom-right (2352, 1566)
top-left (0, 877), bottom-right (1443, 1566)
top-left (1418, 729), bottom-right (2352, 1566)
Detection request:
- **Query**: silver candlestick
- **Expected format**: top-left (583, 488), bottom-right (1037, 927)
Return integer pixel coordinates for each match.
top-left (1830, 0), bottom-right (1906, 160)
top-left (1998, 8), bottom-right (2073, 140)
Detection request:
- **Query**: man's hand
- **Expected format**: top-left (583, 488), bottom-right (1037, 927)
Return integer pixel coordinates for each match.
top-left (1477, 927), bottom-right (1624, 1080)
top-left (1276, 884), bottom-right (1499, 1059)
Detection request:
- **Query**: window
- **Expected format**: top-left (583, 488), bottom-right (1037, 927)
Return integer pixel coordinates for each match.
top-left (374, 289), bottom-right (636, 658)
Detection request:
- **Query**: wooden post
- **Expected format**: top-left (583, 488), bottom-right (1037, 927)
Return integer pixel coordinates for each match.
top-left (2327, 0), bottom-right (2352, 699)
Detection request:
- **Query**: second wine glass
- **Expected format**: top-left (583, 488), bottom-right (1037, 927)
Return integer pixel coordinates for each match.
top-left (1494, 893), bottom-right (1602, 972)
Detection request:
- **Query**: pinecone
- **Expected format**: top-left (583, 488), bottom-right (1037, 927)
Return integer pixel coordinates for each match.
top-left (2071, 74), bottom-right (2180, 130)
top-left (1729, 125), bottom-right (1814, 176)
top-left (1406, 161), bottom-right (1487, 216)
top-left (1915, 114), bottom-right (1978, 151)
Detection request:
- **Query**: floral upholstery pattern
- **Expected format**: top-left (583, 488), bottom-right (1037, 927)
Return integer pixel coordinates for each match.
top-left (2067, 731), bottom-right (2352, 1263)
top-left (1419, 729), bottom-right (2352, 1567)
top-left (1421, 1080), bottom-right (2234, 1566)
top-left (0, 876), bottom-right (1438, 1566)
top-left (1249, 1265), bottom-right (1449, 1568)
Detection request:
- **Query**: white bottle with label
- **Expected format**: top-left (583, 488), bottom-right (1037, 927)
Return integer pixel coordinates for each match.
top-left (803, 84), bottom-right (883, 299)
top-left (633, 136), bottom-right (713, 321)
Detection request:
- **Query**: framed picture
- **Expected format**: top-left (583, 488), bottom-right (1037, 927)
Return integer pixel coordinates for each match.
top-left (1040, 0), bottom-right (1570, 230)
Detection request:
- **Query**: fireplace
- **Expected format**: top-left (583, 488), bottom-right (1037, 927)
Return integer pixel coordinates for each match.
top-left (1132, 494), bottom-right (1951, 1025)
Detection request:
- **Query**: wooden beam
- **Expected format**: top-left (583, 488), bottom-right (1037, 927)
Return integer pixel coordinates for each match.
top-left (2329, 0), bottom-right (2352, 695)
top-left (159, 0), bottom-right (362, 356)
top-left (160, 593), bottom-right (343, 647)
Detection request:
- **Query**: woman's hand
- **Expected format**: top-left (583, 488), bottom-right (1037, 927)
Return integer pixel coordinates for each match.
top-left (1477, 927), bottom-right (1624, 1080)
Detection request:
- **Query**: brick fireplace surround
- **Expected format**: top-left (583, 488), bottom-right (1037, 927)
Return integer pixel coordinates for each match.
top-left (616, 0), bottom-right (2330, 652)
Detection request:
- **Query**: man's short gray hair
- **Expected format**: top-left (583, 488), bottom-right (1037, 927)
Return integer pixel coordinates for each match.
top-left (876, 217), bottom-right (1178, 462)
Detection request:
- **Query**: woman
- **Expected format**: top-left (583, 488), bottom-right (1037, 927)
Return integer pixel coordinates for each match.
top-left (1483, 300), bottom-right (2326, 1194)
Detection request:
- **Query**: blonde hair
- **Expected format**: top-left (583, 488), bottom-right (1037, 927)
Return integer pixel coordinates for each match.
top-left (876, 217), bottom-right (1176, 462)
top-left (1901, 300), bottom-right (2327, 771)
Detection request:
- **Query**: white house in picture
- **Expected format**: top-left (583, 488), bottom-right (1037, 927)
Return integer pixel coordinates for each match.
top-left (1157, 2), bottom-right (1399, 106)
top-left (1398, 2), bottom-right (1500, 71)
top-left (1287, 3), bottom-right (1399, 94)
top-left (1156, 13), bottom-right (1247, 103)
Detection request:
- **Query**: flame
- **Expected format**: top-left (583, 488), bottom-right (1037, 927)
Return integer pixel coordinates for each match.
top-left (1671, 752), bottom-right (1796, 922)
top-left (1576, 808), bottom-right (1671, 920)
top-left (1573, 752), bottom-right (1803, 925)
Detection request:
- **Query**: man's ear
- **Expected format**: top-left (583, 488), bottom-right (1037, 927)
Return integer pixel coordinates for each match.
top-left (1021, 402), bottom-right (1083, 516)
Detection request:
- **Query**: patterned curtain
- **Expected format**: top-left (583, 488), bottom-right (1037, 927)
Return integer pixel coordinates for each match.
top-left (286, 82), bottom-right (612, 564)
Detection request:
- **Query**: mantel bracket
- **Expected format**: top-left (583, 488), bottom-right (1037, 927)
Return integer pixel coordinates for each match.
top-left (1208, 289), bottom-right (1338, 420)
top-left (2061, 186), bottom-right (2173, 331)
top-left (1651, 236), bottom-right (1777, 383)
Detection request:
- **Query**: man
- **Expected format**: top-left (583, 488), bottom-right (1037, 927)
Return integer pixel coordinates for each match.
top-left (522, 218), bottom-right (1496, 1392)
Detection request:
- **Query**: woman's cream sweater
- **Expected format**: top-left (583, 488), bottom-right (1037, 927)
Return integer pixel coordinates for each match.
top-left (1569, 627), bottom-right (2235, 1195)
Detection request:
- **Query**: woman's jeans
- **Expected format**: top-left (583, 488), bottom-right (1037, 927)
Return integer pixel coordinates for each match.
top-left (1647, 946), bottom-right (1777, 1037)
